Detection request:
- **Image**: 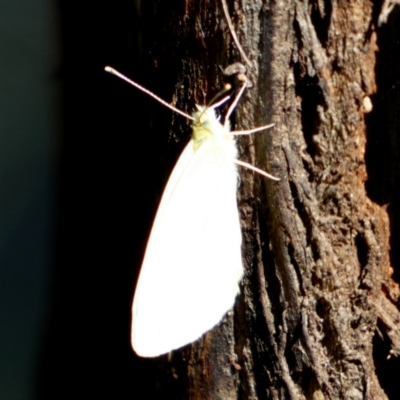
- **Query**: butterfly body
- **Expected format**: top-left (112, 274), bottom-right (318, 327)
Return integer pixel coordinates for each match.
top-left (132, 106), bottom-right (243, 357)
top-left (104, 65), bottom-right (277, 358)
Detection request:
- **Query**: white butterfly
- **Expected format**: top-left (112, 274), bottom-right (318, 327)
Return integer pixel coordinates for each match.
top-left (105, 67), bottom-right (278, 357)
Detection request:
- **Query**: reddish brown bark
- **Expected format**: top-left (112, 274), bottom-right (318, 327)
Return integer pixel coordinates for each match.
top-left (137, 1), bottom-right (400, 398)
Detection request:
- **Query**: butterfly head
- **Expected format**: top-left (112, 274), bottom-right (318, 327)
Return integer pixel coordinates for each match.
top-left (191, 106), bottom-right (230, 150)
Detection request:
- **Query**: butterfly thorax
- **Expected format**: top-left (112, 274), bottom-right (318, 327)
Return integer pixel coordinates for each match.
top-left (191, 106), bottom-right (232, 151)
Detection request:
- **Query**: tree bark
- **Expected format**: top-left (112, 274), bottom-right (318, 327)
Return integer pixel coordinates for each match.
top-left (138, 0), bottom-right (400, 398)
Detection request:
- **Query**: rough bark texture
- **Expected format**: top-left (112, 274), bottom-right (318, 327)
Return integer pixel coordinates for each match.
top-left (138, 0), bottom-right (400, 398)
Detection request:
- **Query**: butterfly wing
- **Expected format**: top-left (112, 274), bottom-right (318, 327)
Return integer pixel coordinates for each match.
top-left (132, 136), bottom-right (243, 357)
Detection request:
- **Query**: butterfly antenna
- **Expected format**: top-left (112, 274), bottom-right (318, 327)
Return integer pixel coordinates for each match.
top-left (224, 81), bottom-right (247, 126)
top-left (196, 84), bottom-right (232, 121)
top-left (105, 67), bottom-right (194, 121)
top-left (208, 83), bottom-right (232, 107)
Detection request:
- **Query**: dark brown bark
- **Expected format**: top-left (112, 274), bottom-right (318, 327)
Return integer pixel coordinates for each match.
top-left (137, 0), bottom-right (400, 398)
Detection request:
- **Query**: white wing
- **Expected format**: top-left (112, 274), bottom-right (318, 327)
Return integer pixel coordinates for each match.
top-left (132, 134), bottom-right (243, 357)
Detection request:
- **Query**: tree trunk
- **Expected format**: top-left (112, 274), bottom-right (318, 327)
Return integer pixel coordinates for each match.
top-left (137, 0), bottom-right (400, 398)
